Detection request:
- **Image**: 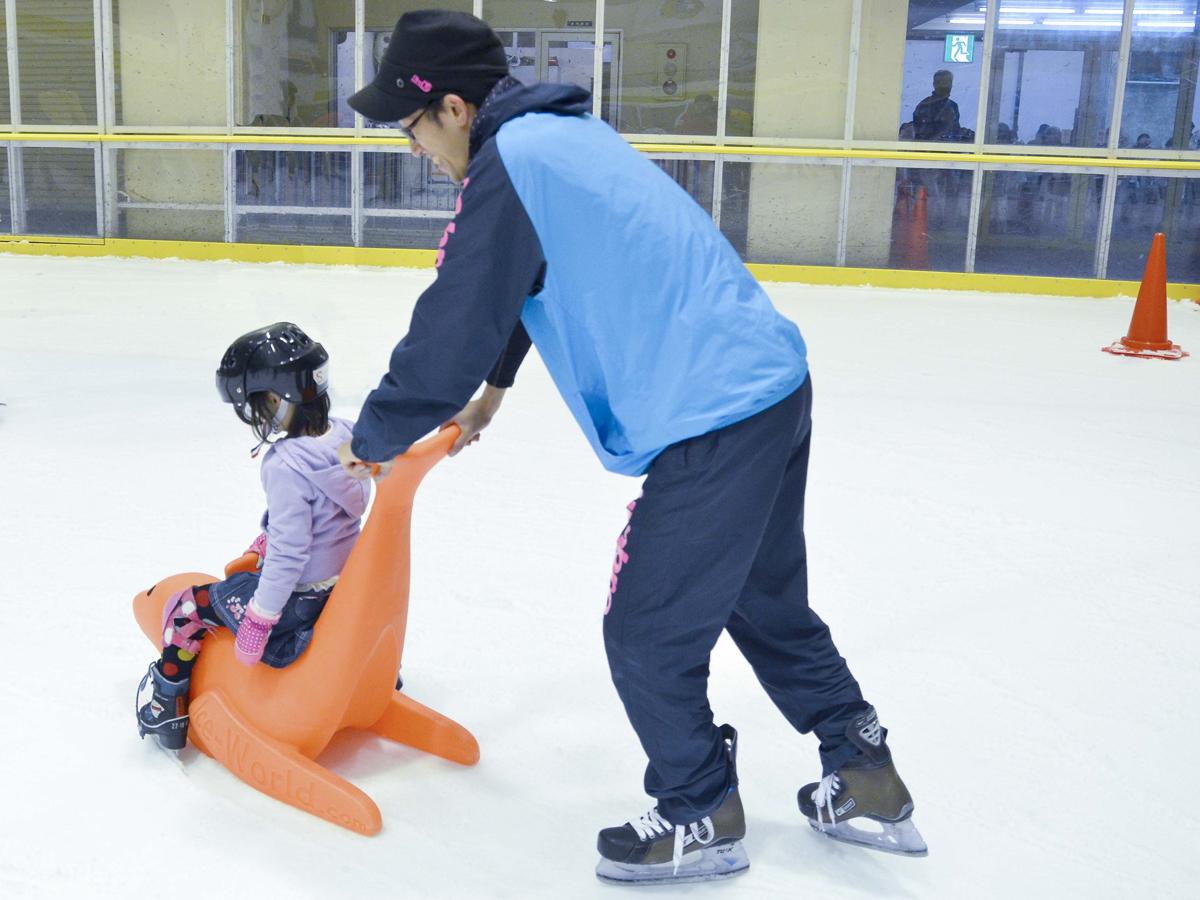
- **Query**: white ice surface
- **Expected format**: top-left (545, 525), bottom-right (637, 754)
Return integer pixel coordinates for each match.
top-left (1, 255), bottom-right (1198, 899)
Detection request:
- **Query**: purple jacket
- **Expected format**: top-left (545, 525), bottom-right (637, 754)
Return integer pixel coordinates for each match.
top-left (253, 417), bottom-right (371, 617)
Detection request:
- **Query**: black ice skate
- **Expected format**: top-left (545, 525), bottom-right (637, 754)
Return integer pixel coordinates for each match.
top-left (135, 662), bottom-right (190, 751)
top-left (797, 706), bottom-right (927, 856)
top-left (595, 724), bottom-right (750, 885)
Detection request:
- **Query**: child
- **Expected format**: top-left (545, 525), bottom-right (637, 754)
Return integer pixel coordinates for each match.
top-left (136, 322), bottom-right (370, 750)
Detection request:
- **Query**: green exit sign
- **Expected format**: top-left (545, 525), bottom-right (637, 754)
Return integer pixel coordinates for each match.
top-left (945, 34), bottom-right (974, 63)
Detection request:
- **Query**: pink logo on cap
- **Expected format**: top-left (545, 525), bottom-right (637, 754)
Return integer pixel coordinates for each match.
top-left (410, 74), bottom-right (433, 93)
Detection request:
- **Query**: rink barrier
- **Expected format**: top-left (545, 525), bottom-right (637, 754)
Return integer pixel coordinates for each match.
top-left (9, 130), bottom-right (1200, 171)
top-left (6, 131), bottom-right (1200, 299)
top-left (2, 235), bottom-right (1199, 301)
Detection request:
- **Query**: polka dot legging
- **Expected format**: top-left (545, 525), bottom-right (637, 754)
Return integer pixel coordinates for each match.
top-left (158, 584), bottom-right (223, 682)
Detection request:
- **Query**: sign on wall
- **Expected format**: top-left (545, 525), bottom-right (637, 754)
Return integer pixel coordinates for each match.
top-left (944, 34), bottom-right (974, 64)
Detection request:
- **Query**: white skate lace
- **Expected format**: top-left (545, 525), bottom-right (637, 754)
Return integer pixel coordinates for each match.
top-left (627, 809), bottom-right (716, 875)
top-left (812, 773), bottom-right (842, 829)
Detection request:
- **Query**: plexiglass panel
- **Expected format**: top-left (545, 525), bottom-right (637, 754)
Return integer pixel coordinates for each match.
top-left (235, 149), bottom-right (351, 245)
top-left (652, 157), bottom-right (715, 214)
top-left (846, 165), bottom-right (972, 271)
top-left (238, 212), bottom-right (352, 245)
top-left (883, 2), bottom-right (981, 143)
top-left (16, 0), bottom-right (97, 127)
top-left (482, 3), bottom-right (619, 129)
top-left (719, 161), bottom-right (751, 255)
top-left (740, 0), bottom-right (851, 141)
top-left (0, 150), bottom-right (10, 233)
top-left (362, 150), bottom-right (455, 249)
top-left (726, 1), bottom-right (758, 138)
top-left (113, 1), bottom-right (226, 127)
top-left (739, 161), bottom-right (842, 266)
top-left (1108, 174), bottom-right (1200, 282)
top-left (20, 146), bottom-right (97, 236)
top-left (115, 149), bottom-right (224, 242)
top-left (238, 0), bottom-right (353, 128)
top-left (975, 169), bottom-right (1102, 276)
top-left (236, 149), bottom-right (350, 207)
top-left (605, 0), bottom-right (721, 135)
top-left (985, 3), bottom-right (1120, 148)
top-left (1118, 2), bottom-right (1200, 151)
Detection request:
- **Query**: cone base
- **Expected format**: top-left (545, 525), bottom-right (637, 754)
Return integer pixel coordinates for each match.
top-left (1102, 340), bottom-right (1188, 360)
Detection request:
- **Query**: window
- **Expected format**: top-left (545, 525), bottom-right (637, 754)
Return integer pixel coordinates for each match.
top-left (237, 0), bottom-right (354, 129)
top-left (985, 2), bottom-right (1121, 148)
top-left (1119, 2), bottom-right (1200, 151)
top-left (894, 2), bottom-right (982, 144)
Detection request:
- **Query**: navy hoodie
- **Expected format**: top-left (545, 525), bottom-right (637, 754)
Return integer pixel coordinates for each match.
top-left (352, 78), bottom-right (807, 475)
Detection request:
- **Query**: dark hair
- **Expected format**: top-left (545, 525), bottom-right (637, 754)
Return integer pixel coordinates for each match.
top-left (245, 391), bottom-right (330, 445)
top-left (425, 79), bottom-right (498, 124)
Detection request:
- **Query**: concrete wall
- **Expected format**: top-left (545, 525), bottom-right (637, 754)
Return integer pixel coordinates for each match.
top-left (115, 1), bottom-right (226, 239)
top-left (747, 0), bottom-right (906, 264)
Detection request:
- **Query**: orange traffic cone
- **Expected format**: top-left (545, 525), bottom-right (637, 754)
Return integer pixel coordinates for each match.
top-left (908, 186), bottom-right (929, 270)
top-left (1103, 232), bottom-right (1188, 360)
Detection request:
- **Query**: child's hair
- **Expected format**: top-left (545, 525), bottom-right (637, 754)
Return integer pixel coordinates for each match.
top-left (244, 392), bottom-right (331, 445)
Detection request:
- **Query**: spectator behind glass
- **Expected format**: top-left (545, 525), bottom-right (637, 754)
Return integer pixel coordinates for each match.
top-left (1135, 132), bottom-right (1152, 149)
top-left (995, 122), bottom-right (1016, 144)
top-left (912, 69), bottom-right (961, 141)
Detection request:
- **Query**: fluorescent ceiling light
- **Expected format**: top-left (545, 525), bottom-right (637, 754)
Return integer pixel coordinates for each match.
top-left (1136, 17), bottom-right (1196, 24)
top-left (999, 16), bottom-right (1037, 23)
top-left (1042, 15), bottom-right (1122, 24)
top-left (992, 6), bottom-right (1081, 13)
top-left (950, 16), bottom-right (987, 24)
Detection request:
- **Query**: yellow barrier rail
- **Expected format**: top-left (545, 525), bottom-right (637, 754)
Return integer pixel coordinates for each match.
top-left (6, 131), bottom-right (1200, 171)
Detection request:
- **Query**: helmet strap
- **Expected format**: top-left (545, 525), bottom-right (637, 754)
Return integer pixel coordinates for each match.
top-left (249, 398), bottom-right (296, 458)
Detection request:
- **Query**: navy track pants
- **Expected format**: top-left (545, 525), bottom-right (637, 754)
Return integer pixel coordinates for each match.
top-left (602, 376), bottom-right (868, 821)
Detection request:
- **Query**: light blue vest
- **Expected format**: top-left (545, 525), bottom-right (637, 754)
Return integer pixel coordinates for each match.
top-left (497, 113), bottom-right (808, 475)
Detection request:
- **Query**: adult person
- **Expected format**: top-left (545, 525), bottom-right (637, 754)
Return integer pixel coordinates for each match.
top-left (912, 69), bottom-right (961, 141)
top-left (338, 10), bottom-right (926, 885)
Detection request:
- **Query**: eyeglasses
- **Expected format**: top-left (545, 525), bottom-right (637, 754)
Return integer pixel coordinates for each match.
top-left (399, 104), bottom-right (431, 143)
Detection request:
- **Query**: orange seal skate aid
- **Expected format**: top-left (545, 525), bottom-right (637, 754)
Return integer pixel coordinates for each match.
top-left (133, 427), bottom-right (478, 835)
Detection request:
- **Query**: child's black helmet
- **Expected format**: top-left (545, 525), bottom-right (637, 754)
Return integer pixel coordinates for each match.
top-left (215, 322), bottom-right (329, 421)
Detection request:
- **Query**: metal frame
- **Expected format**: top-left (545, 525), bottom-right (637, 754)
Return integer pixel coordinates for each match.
top-left (5, 0), bottom-right (23, 233)
top-left (835, 0), bottom-right (864, 267)
top-left (963, 0), bottom-right (999, 272)
top-left (711, 0), bottom-right (732, 229)
top-left (1094, 0), bottom-right (1137, 280)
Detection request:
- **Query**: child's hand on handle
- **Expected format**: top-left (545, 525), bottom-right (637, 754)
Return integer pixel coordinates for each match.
top-left (338, 441), bottom-right (393, 480)
top-left (234, 600), bottom-right (282, 666)
top-left (442, 385), bottom-right (506, 456)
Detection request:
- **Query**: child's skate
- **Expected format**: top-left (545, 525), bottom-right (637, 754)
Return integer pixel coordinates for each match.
top-left (595, 724), bottom-right (750, 885)
top-left (797, 706), bottom-right (927, 856)
top-left (135, 663), bottom-right (190, 750)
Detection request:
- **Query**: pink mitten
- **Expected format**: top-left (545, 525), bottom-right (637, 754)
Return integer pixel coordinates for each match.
top-left (234, 601), bottom-right (282, 666)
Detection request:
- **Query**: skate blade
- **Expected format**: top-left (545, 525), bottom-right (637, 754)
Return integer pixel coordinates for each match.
top-left (596, 841), bottom-right (749, 885)
top-left (809, 816), bottom-right (928, 857)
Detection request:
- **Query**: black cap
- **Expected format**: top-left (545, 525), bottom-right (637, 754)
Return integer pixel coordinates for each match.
top-left (348, 11), bottom-right (508, 123)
